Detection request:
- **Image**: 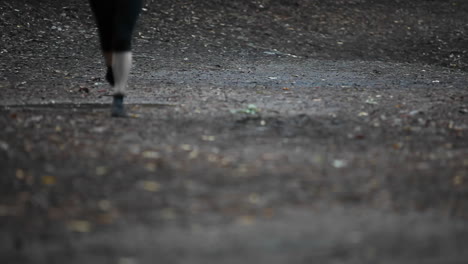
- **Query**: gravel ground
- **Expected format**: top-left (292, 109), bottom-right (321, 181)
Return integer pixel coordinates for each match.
top-left (1, 0), bottom-right (468, 263)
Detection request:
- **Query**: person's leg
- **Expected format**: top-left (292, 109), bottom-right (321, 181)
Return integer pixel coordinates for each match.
top-left (89, 0), bottom-right (115, 85)
top-left (110, 52), bottom-right (131, 117)
top-left (104, 52), bottom-right (114, 86)
top-left (111, 0), bottom-right (143, 94)
top-left (110, 0), bottom-right (143, 117)
top-left (112, 52), bottom-right (132, 95)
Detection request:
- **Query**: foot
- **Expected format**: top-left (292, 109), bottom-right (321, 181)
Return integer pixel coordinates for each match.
top-left (110, 94), bottom-right (127, 117)
top-left (105, 66), bottom-right (115, 86)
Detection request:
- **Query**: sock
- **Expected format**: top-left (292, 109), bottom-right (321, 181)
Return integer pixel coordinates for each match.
top-left (112, 52), bottom-right (132, 95)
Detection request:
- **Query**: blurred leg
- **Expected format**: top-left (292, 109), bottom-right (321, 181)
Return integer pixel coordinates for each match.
top-left (111, 0), bottom-right (142, 95)
top-left (112, 0), bottom-right (143, 52)
top-left (89, 0), bottom-right (115, 86)
top-left (104, 52), bottom-right (114, 86)
top-left (90, 0), bottom-right (143, 117)
top-left (112, 52), bottom-right (132, 95)
top-left (89, 0), bottom-right (114, 55)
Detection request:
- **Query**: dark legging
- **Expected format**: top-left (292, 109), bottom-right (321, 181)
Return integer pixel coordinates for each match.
top-left (89, 0), bottom-right (143, 52)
